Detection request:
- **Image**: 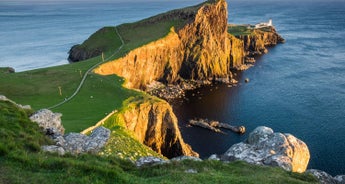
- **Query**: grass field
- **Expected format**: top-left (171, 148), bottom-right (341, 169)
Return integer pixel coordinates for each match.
top-left (0, 100), bottom-right (318, 183)
top-left (0, 5), bottom-right (195, 133)
top-left (228, 24), bottom-right (274, 36)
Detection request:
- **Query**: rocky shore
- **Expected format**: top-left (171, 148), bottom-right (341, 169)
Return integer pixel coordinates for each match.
top-left (145, 77), bottom-right (238, 101)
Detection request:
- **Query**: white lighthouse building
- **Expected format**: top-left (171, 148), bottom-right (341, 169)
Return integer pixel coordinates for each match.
top-left (255, 19), bottom-right (273, 29)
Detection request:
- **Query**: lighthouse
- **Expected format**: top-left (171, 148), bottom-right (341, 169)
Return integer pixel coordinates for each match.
top-left (268, 19), bottom-right (273, 26)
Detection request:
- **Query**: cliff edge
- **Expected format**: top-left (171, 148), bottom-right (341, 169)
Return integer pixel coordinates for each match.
top-left (94, 0), bottom-right (242, 89)
top-left (104, 96), bottom-right (198, 158)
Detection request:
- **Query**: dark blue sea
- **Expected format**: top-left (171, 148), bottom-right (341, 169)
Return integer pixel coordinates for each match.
top-left (1, 0), bottom-right (344, 175)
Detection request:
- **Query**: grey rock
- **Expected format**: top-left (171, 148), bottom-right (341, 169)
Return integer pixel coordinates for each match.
top-left (63, 126), bottom-right (111, 154)
top-left (335, 175), bottom-right (345, 184)
top-left (41, 145), bottom-right (65, 156)
top-left (171, 156), bottom-right (202, 162)
top-left (307, 169), bottom-right (337, 184)
top-left (41, 126), bottom-right (110, 155)
top-left (0, 95), bottom-right (31, 110)
top-left (30, 109), bottom-right (65, 136)
top-left (135, 156), bottom-right (169, 167)
top-left (185, 169), bottom-right (198, 174)
top-left (223, 126), bottom-right (310, 173)
top-left (208, 154), bottom-right (220, 161)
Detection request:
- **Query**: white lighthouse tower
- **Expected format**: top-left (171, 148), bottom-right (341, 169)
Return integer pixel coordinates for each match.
top-left (268, 19), bottom-right (273, 26)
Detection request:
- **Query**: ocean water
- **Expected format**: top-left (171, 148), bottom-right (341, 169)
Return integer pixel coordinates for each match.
top-left (0, 0), bottom-right (203, 72)
top-left (1, 0), bottom-right (344, 176)
top-left (174, 0), bottom-right (345, 176)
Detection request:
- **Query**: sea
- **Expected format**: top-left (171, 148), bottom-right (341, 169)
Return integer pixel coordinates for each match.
top-left (0, 0), bottom-right (344, 176)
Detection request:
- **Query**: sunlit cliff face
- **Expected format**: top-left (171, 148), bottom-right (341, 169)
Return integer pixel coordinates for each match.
top-left (94, 0), bottom-right (245, 89)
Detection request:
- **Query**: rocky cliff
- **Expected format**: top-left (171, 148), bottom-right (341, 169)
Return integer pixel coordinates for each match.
top-left (113, 97), bottom-right (198, 158)
top-left (239, 27), bottom-right (285, 56)
top-left (95, 0), bottom-right (243, 89)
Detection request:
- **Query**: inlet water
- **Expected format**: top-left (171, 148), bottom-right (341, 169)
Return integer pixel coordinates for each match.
top-left (173, 0), bottom-right (345, 176)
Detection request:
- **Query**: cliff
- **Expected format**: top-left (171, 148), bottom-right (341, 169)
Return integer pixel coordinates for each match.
top-left (68, 27), bottom-right (120, 62)
top-left (239, 27), bottom-right (285, 56)
top-left (108, 97), bottom-right (198, 158)
top-left (95, 0), bottom-right (244, 89)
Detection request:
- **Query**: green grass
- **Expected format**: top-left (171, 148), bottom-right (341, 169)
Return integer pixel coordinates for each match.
top-left (228, 25), bottom-right (254, 36)
top-left (0, 28), bottom-right (138, 133)
top-left (75, 27), bottom-right (122, 55)
top-left (0, 100), bottom-right (318, 183)
top-left (228, 24), bottom-right (274, 36)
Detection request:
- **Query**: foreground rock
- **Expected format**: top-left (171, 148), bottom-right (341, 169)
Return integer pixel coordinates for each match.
top-left (307, 169), bottom-right (345, 184)
top-left (135, 156), bottom-right (201, 167)
top-left (306, 169), bottom-right (337, 184)
top-left (0, 95), bottom-right (31, 110)
top-left (41, 126), bottom-right (110, 155)
top-left (223, 126), bottom-right (310, 173)
top-left (29, 108), bottom-right (110, 155)
top-left (30, 109), bottom-right (65, 136)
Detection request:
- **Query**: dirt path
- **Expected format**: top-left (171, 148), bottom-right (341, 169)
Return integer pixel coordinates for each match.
top-left (47, 27), bottom-right (124, 110)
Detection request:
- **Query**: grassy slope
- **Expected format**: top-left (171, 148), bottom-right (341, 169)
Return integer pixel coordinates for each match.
top-left (0, 100), bottom-right (317, 183)
top-left (228, 25), bottom-right (272, 36)
top-left (73, 26), bottom-right (121, 56)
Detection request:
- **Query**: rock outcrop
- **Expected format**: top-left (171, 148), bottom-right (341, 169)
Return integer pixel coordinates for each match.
top-left (29, 108), bottom-right (110, 155)
top-left (0, 95), bottom-right (31, 110)
top-left (114, 97), bottom-right (198, 158)
top-left (239, 27), bottom-right (285, 57)
top-left (307, 169), bottom-right (345, 184)
top-left (68, 27), bottom-right (113, 62)
top-left (95, 0), bottom-right (243, 89)
top-left (30, 109), bottom-right (65, 136)
top-left (41, 126), bottom-right (111, 155)
top-left (307, 169), bottom-right (338, 184)
top-left (222, 126), bottom-right (310, 173)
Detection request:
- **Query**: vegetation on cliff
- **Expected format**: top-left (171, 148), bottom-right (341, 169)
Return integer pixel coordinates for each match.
top-left (95, 0), bottom-right (243, 89)
top-left (0, 99), bottom-right (317, 183)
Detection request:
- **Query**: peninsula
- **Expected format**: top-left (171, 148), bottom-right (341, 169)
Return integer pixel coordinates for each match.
top-left (2, 0), bottom-right (337, 183)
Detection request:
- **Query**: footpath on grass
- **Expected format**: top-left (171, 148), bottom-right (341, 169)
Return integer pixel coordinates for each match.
top-left (47, 27), bottom-right (124, 110)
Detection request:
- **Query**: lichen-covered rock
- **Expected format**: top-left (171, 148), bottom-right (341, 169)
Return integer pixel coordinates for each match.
top-left (171, 156), bottom-right (202, 162)
top-left (0, 95), bottom-right (31, 110)
top-left (307, 169), bottom-right (337, 184)
top-left (335, 175), bottom-right (345, 184)
top-left (41, 126), bottom-right (110, 155)
top-left (63, 126), bottom-right (111, 154)
top-left (30, 109), bottom-right (65, 136)
top-left (41, 145), bottom-right (65, 156)
top-left (135, 156), bottom-right (169, 167)
top-left (223, 126), bottom-right (310, 173)
top-left (208, 154), bottom-right (221, 161)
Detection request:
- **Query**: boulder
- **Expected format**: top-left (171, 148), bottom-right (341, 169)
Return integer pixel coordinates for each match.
top-left (171, 156), bottom-right (202, 162)
top-left (63, 126), bottom-right (111, 154)
top-left (307, 169), bottom-right (337, 184)
top-left (41, 145), bottom-right (65, 156)
top-left (223, 126), bottom-right (310, 173)
top-left (0, 95), bottom-right (31, 110)
top-left (335, 175), bottom-right (345, 184)
top-left (30, 109), bottom-right (65, 136)
top-left (208, 154), bottom-right (221, 161)
top-left (135, 156), bottom-right (169, 167)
